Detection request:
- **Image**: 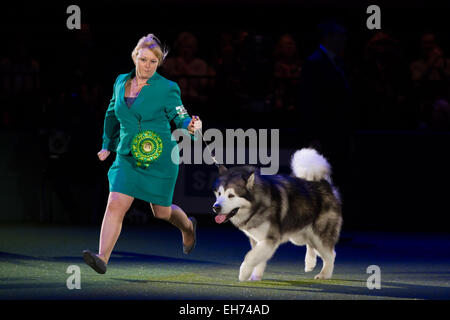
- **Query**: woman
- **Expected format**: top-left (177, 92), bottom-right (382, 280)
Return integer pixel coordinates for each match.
top-left (83, 34), bottom-right (202, 274)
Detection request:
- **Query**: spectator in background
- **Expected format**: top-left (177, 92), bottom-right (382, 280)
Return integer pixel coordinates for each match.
top-left (355, 31), bottom-right (412, 129)
top-left (298, 19), bottom-right (351, 148)
top-left (72, 23), bottom-right (99, 83)
top-left (212, 33), bottom-right (239, 90)
top-left (161, 32), bottom-right (214, 108)
top-left (298, 18), bottom-right (352, 201)
top-left (431, 98), bottom-right (450, 130)
top-left (0, 37), bottom-right (40, 129)
top-left (210, 32), bottom-right (243, 124)
top-left (273, 34), bottom-right (303, 80)
top-left (410, 32), bottom-right (450, 129)
top-left (411, 33), bottom-right (450, 82)
top-left (225, 29), bottom-right (253, 114)
top-left (270, 33), bottom-right (303, 114)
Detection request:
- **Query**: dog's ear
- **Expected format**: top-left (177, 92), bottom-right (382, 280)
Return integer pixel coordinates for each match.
top-left (217, 164), bottom-right (228, 175)
top-left (245, 172), bottom-right (255, 190)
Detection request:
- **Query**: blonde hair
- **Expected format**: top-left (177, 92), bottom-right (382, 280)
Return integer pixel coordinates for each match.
top-left (132, 33), bottom-right (169, 66)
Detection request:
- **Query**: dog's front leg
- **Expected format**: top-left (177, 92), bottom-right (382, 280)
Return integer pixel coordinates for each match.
top-left (247, 237), bottom-right (266, 281)
top-left (239, 240), bottom-right (279, 281)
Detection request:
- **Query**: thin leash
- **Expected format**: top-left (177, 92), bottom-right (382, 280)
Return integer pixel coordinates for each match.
top-left (193, 116), bottom-right (220, 168)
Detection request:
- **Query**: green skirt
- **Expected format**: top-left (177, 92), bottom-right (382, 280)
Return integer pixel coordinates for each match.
top-left (107, 151), bottom-right (179, 207)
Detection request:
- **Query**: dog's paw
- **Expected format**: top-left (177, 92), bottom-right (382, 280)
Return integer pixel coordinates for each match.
top-left (249, 273), bottom-right (262, 281)
top-left (239, 263), bottom-right (252, 282)
top-left (314, 272), bottom-right (332, 280)
top-left (305, 265), bottom-right (315, 272)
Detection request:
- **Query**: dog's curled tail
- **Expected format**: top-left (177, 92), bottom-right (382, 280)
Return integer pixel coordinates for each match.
top-left (290, 148), bottom-right (332, 183)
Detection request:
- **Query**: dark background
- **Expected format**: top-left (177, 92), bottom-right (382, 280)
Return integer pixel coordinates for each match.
top-left (1, 0), bottom-right (449, 232)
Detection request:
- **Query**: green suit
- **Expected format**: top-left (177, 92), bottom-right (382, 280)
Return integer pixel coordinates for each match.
top-left (102, 69), bottom-right (196, 206)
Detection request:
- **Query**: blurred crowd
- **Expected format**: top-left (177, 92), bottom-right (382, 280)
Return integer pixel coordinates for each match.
top-left (1, 18), bottom-right (449, 224)
top-left (1, 23), bottom-right (449, 136)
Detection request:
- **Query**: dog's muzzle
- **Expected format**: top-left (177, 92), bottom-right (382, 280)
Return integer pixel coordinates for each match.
top-left (212, 204), bottom-right (221, 213)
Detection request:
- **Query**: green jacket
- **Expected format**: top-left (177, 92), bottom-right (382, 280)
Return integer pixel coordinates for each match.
top-left (102, 69), bottom-right (197, 155)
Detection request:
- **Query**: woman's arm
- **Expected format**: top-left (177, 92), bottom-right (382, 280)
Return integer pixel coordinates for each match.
top-left (164, 82), bottom-right (198, 141)
top-left (102, 76), bottom-right (121, 151)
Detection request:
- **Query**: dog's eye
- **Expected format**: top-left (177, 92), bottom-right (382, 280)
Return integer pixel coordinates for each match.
top-left (228, 194), bottom-right (235, 198)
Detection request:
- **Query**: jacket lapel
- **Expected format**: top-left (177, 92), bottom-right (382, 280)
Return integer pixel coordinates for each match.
top-left (118, 70), bottom-right (141, 120)
top-left (118, 69), bottom-right (162, 121)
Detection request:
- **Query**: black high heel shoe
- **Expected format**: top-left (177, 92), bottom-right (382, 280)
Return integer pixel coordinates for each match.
top-left (82, 250), bottom-right (107, 274)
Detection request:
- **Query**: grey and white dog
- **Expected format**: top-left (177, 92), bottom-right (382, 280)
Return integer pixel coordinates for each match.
top-left (212, 148), bottom-right (343, 281)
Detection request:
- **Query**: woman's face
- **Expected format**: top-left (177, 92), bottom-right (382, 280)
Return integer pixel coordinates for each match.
top-left (135, 47), bottom-right (159, 79)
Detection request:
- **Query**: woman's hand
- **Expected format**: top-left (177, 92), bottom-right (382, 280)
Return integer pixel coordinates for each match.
top-left (187, 115), bottom-right (202, 134)
top-left (97, 149), bottom-right (111, 161)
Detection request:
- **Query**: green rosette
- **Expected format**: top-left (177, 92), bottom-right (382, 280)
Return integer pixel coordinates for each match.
top-left (131, 130), bottom-right (163, 168)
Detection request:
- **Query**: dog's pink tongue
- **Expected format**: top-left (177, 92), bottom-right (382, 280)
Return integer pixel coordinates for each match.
top-left (215, 215), bottom-right (227, 224)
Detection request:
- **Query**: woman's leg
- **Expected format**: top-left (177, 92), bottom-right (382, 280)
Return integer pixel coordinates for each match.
top-left (97, 192), bottom-right (134, 264)
top-left (151, 203), bottom-right (194, 247)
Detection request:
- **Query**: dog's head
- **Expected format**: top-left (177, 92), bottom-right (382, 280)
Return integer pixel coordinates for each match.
top-left (212, 165), bottom-right (258, 225)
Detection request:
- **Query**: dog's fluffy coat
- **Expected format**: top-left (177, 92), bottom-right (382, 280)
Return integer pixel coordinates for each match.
top-left (212, 148), bottom-right (343, 281)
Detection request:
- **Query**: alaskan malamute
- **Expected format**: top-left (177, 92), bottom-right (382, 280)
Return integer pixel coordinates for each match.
top-left (212, 148), bottom-right (343, 281)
